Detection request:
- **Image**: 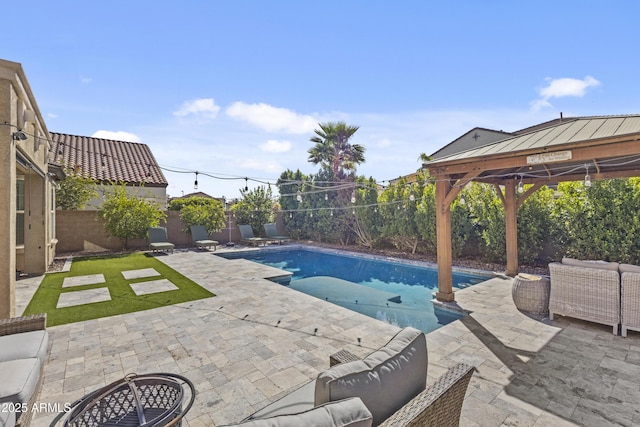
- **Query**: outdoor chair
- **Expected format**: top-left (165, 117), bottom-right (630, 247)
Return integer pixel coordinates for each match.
top-left (238, 327), bottom-right (476, 427)
top-left (190, 225), bottom-right (218, 251)
top-left (148, 227), bottom-right (174, 253)
top-left (238, 225), bottom-right (270, 247)
top-left (263, 223), bottom-right (291, 244)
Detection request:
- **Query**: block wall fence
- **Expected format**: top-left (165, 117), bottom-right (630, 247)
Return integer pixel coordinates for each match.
top-left (54, 210), bottom-right (245, 253)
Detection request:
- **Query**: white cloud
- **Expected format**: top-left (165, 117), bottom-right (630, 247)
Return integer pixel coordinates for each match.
top-left (240, 158), bottom-right (284, 174)
top-left (260, 139), bottom-right (292, 153)
top-left (226, 102), bottom-right (318, 134)
top-left (47, 113), bottom-right (58, 119)
top-left (173, 98), bottom-right (220, 119)
top-left (377, 138), bottom-right (392, 148)
top-left (531, 76), bottom-right (601, 111)
top-left (92, 130), bottom-right (142, 143)
top-left (80, 76), bottom-right (92, 84)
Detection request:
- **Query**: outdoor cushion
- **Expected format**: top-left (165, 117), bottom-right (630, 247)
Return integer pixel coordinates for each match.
top-left (0, 410), bottom-right (15, 427)
top-left (620, 263), bottom-right (640, 274)
top-left (315, 327), bottom-right (427, 426)
top-left (0, 358), bottom-right (41, 406)
top-left (229, 397), bottom-right (372, 427)
top-left (247, 379), bottom-right (316, 420)
top-left (561, 257), bottom-right (620, 271)
top-left (0, 330), bottom-right (48, 363)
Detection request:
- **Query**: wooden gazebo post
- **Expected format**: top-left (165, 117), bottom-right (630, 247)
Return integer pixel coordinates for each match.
top-left (435, 177), bottom-right (454, 301)
top-left (503, 180), bottom-right (518, 276)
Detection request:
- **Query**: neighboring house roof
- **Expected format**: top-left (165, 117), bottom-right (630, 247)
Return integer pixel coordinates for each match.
top-left (172, 191), bottom-right (216, 199)
top-left (430, 127), bottom-right (513, 160)
top-left (48, 132), bottom-right (168, 187)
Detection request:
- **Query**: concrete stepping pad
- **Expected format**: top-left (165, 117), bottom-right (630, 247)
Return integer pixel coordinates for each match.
top-left (57, 288), bottom-right (111, 308)
top-left (130, 279), bottom-right (179, 296)
top-left (62, 274), bottom-right (105, 288)
top-left (122, 268), bottom-right (161, 280)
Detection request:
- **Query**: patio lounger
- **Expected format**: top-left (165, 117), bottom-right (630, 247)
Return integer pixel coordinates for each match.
top-left (264, 223), bottom-right (291, 244)
top-left (190, 225), bottom-right (218, 251)
top-left (148, 227), bottom-right (174, 253)
top-left (238, 224), bottom-right (270, 247)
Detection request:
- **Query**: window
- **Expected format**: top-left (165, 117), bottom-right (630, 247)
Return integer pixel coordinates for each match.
top-left (16, 177), bottom-right (24, 245)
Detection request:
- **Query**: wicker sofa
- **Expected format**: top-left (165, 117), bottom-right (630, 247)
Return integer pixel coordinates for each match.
top-left (621, 263), bottom-right (640, 337)
top-left (0, 314), bottom-right (48, 427)
top-left (225, 327), bottom-right (475, 427)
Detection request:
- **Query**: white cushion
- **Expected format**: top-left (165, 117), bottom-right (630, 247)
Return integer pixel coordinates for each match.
top-left (227, 397), bottom-right (372, 427)
top-left (0, 330), bottom-right (48, 363)
top-left (620, 263), bottom-right (640, 274)
top-left (0, 359), bottom-right (41, 406)
top-left (562, 257), bottom-right (620, 271)
top-left (315, 327), bottom-right (427, 426)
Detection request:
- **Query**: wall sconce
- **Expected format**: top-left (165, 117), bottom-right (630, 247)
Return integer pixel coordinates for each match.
top-left (12, 131), bottom-right (28, 141)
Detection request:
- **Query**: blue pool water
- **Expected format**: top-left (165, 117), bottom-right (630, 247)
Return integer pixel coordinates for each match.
top-left (217, 248), bottom-right (490, 333)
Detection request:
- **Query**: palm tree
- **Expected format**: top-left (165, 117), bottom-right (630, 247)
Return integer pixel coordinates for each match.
top-left (308, 122), bottom-right (365, 178)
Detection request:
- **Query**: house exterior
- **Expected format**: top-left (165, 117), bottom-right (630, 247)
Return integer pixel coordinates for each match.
top-left (48, 132), bottom-right (168, 209)
top-left (0, 59), bottom-right (57, 318)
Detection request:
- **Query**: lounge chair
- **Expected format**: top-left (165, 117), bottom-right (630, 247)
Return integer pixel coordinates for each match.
top-left (264, 223), bottom-right (291, 244)
top-left (238, 225), bottom-right (270, 247)
top-left (148, 227), bottom-right (174, 253)
top-left (190, 225), bottom-right (219, 251)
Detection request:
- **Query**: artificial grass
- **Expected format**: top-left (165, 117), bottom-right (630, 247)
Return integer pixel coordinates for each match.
top-left (23, 252), bottom-right (215, 326)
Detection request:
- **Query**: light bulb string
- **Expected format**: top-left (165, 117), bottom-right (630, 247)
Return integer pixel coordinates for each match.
top-left (8, 122), bottom-right (640, 195)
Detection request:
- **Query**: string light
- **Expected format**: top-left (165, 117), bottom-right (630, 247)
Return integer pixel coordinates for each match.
top-left (194, 172), bottom-right (199, 190)
top-left (584, 164), bottom-right (592, 188)
top-left (296, 191), bottom-right (303, 203)
top-left (244, 177), bottom-right (249, 192)
top-left (517, 175), bottom-right (524, 194)
top-left (351, 191), bottom-right (356, 204)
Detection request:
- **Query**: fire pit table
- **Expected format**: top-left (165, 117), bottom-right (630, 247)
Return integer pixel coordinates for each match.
top-left (50, 373), bottom-right (195, 427)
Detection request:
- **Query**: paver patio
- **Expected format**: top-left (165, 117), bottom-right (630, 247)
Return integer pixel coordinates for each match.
top-left (15, 247), bottom-right (640, 426)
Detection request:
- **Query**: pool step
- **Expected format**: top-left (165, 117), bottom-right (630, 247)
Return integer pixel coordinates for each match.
top-left (290, 276), bottom-right (402, 306)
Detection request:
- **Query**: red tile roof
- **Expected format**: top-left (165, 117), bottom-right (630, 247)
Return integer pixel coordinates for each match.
top-left (48, 132), bottom-right (168, 187)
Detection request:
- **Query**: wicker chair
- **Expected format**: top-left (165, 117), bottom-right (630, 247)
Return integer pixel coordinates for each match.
top-left (0, 314), bottom-right (48, 427)
top-left (622, 268), bottom-right (640, 337)
top-left (330, 350), bottom-right (475, 427)
top-left (549, 262), bottom-right (620, 334)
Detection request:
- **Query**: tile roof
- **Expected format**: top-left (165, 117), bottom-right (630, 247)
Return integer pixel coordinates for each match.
top-left (48, 132), bottom-right (168, 186)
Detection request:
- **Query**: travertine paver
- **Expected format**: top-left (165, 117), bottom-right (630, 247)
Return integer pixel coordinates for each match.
top-left (130, 279), bottom-right (179, 296)
top-left (62, 274), bottom-right (105, 288)
top-left (16, 246), bottom-right (640, 427)
top-left (56, 288), bottom-right (111, 308)
top-left (122, 268), bottom-right (161, 280)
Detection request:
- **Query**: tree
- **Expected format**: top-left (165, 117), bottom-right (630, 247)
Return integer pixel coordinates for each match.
top-left (172, 196), bottom-right (225, 235)
top-left (98, 183), bottom-right (166, 248)
top-left (308, 122), bottom-right (364, 178)
top-left (231, 185), bottom-right (276, 236)
top-left (55, 166), bottom-right (98, 210)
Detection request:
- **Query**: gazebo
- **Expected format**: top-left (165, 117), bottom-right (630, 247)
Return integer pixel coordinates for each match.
top-left (424, 115), bottom-right (640, 302)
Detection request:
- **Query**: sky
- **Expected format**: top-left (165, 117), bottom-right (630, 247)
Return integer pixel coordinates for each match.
top-left (4, 1), bottom-right (640, 200)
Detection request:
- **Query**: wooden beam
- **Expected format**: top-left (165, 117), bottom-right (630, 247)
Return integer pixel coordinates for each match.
top-left (516, 182), bottom-right (544, 210)
top-left (428, 138), bottom-right (640, 176)
top-left (504, 180), bottom-right (518, 276)
top-left (435, 177), bottom-right (454, 302)
top-left (442, 170), bottom-right (482, 208)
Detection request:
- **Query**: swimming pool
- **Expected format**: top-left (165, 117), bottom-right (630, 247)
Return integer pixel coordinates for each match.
top-left (217, 247), bottom-right (490, 333)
